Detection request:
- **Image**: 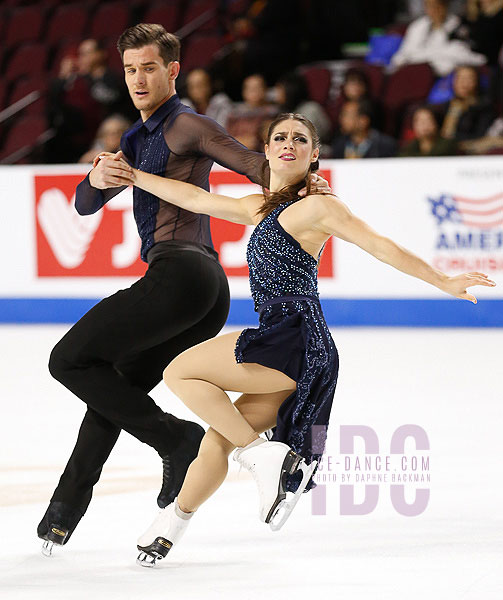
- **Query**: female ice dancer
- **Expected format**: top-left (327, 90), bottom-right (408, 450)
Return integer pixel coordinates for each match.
top-left (118, 113), bottom-right (495, 566)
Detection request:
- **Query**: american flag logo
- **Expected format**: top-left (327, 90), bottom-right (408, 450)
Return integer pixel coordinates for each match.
top-left (428, 193), bottom-right (503, 229)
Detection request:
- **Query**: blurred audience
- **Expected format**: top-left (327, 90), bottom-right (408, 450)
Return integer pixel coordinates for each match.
top-left (274, 72), bottom-right (332, 143)
top-left (79, 114), bottom-right (131, 163)
top-left (455, 0), bottom-right (503, 67)
top-left (434, 65), bottom-right (495, 142)
top-left (329, 68), bottom-right (377, 132)
top-left (46, 39), bottom-right (130, 163)
top-left (399, 0), bottom-right (466, 20)
top-left (225, 74), bottom-right (278, 151)
top-left (400, 105), bottom-right (457, 156)
top-left (332, 99), bottom-right (398, 158)
top-left (181, 68), bottom-right (233, 127)
top-left (390, 0), bottom-right (486, 76)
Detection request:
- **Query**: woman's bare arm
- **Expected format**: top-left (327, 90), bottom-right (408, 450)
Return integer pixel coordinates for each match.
top-left (312, 194), bottom-right (496, 302)
top-left (131, 165), bottom-right (260, 225)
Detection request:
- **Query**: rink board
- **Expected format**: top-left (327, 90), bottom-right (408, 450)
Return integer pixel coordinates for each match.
top-left (0, 157), bottom-right (502, 326)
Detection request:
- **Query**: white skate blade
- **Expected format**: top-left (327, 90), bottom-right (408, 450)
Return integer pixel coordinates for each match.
top-left (268, 460), bottom-right (318, 532)
top-left (41, 541), bottom-right (54, 557)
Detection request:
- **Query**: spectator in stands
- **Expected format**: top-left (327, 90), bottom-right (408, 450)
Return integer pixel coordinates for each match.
top-left (400, 105), bottom-right (457, 156)
top-left (390, 0), bottom-right (486, 76)
top-left (46, 49), bottom-right (102, 162)
top-left (225, 74), bottom-right (278, 151)
top-left (399, 0), bottom-right (466, 20)
top-left (77, 39), bottom-right (130, 118)
top-left (330, 68), bottom-right (377, 132)
top-left (229, 0), bottom-right (304, 83)
top-left (455, 0), bottom-right (503, 66)
top-left (180, 68), bottom-right (233, 127)
top-left (435, 65), bottom-right (495, 142)
top-left (79, 114), bottom-right (131, 163)
top-left (274, 72), bottom-right (332, 143)
top-left (332, 99), bottom-right (398, 158)
top-left (46, 39), bottom-right (130, 163)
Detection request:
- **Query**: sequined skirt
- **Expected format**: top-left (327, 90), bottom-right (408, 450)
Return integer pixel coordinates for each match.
top-left (234, 295), bottom-right (339, 492)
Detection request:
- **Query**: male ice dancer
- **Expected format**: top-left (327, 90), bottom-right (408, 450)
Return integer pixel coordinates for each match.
top-left (38, 24), bottom-right (328, 555)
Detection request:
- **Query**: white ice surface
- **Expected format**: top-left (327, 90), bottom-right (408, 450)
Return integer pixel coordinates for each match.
top-left (0, 325), bottom-right (502, 600)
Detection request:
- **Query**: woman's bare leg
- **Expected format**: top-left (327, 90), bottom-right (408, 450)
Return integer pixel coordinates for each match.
top-left (163, 330), bottom-right (296, 514)
top-left (163, 330), bottom-right (296, 448)
top-left (177, 390), bottom-right (292, 513)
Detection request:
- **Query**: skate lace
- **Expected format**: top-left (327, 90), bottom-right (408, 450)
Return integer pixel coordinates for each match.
top-left (161, 456), bottom-right (172, 488)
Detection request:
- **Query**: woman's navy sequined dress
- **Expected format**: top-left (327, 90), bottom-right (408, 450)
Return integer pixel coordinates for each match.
top-left (235, 199), bottom-right (339, 492)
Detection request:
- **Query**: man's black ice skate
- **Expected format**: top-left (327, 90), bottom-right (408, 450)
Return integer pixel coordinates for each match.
top-left (157, 420), bottom-right (205, 508)
top-left (37, 501), bottom-right (83, 557)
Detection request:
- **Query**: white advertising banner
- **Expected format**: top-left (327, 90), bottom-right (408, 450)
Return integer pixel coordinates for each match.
top-left (0, 157), bottom-right (501, 325)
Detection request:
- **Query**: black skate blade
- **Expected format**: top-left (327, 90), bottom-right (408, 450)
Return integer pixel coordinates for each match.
top-left (264, 451), bottom-right (302, 524)
top-left (137, 537), bottom-right (173, 562)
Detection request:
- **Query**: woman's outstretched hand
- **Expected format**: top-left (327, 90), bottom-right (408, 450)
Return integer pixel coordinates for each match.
top-left (299, 173), bottom-right (332, 197)
top-left (440, 272), bottom-right (496, 303)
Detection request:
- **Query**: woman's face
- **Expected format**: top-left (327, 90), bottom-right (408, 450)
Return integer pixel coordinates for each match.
top-left (454, 67), bottom-right (478, 99)
top-left (413, 109), bottom-right (438, 139)
top-left (344, 77), bottom-right (366, 101)
top-left (265, 119), bottom-right (319, 180)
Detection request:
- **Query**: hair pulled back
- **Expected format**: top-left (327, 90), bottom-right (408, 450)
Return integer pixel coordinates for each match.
top-left (257, 113), bottom-right (320, 219)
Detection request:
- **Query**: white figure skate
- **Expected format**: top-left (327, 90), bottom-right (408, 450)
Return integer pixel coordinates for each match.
top-left (233, 438), bottom-right (317, 531)
top-left (136, 500), bottom-right (192, 567)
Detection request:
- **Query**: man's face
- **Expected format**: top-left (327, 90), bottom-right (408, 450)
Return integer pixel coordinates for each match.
top-left (187, 69), bottom-right (211, 105)
top-left (424, 0), bottom-right (447, 24)
top-left (454, 67), bottom-right (478, 99)
top-left (242, 75), bottom-right (266, 107)
top-left (339, 102), bottom-right (359, 135)
top-left (123, 44), bottom-right (174, 119)
top-left (78, 40), bottom-right (103, 74)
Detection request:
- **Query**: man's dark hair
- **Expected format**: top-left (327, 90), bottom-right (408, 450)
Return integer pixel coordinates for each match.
top-left (356, 99), bottom-right (374, 125)
top-left (117, 23), bottom-right (180, 65)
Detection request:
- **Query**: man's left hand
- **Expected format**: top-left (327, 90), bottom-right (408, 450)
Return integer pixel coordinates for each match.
top-left (299, 173), bottom-right (332, 197)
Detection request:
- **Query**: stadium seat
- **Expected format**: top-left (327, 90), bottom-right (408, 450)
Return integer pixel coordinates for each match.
top-left (49, 39), bottom-right (81, 77)
top-left (90, 2), bottom-right (130, 40)
top-left (0, 115), bottom-right (50, 163)
top-left (46, 4), bottom-right (89, 47)
top-left (355, 62), bottom-right (386, 100)
top-left (381, 63), bottom-right (435, 136)
top-left (5, 5), bottom-right (45, 47)
top-left (181, 34), bottom-right (225, 72)
top-left (143, 2), bottom-right (181, 33)
top-left (180, 0), bottom-right (220, 33)
top-left (104, 38), bottom-right (126, 75)
top-left (8, 75), bottom-right (49, 115)
top-left (4, 44), bottom-right (49, 83)
top-left (301, 67), bottom-right (332, 105)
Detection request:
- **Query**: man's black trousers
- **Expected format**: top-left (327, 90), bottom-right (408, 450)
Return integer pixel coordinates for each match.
top-left (48, 243), bottom-right (230, 514)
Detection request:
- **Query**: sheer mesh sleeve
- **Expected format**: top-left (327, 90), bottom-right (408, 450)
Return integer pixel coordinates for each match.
top-left (74, 142), bottom-right (133, 215)
top-left (74, 175), bottom-right (127, 215)
top-left (164, 112), bottom-right (269, 187)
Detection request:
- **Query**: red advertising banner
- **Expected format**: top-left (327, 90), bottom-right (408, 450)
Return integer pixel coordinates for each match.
top-left (34, 170), bottom-right (335, 279)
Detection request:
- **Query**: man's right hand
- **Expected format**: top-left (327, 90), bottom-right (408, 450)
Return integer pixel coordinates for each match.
top-left (89, 151), bottom-right (134, 189)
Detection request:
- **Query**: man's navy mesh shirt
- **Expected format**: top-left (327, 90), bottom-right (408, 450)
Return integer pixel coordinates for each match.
top-left (75, 94), bottom-right (266, 261)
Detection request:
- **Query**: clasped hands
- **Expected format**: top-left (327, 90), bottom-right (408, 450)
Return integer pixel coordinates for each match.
top-left (90, 151), bottom-right (333, 197)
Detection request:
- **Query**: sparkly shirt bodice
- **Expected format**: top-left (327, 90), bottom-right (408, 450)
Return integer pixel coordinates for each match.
top-left (247, 200), bottom-right (320, 308)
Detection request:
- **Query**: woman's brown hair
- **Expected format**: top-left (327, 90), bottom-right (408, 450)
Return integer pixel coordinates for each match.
top-left (256, 113), bottom-right (321, 219)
